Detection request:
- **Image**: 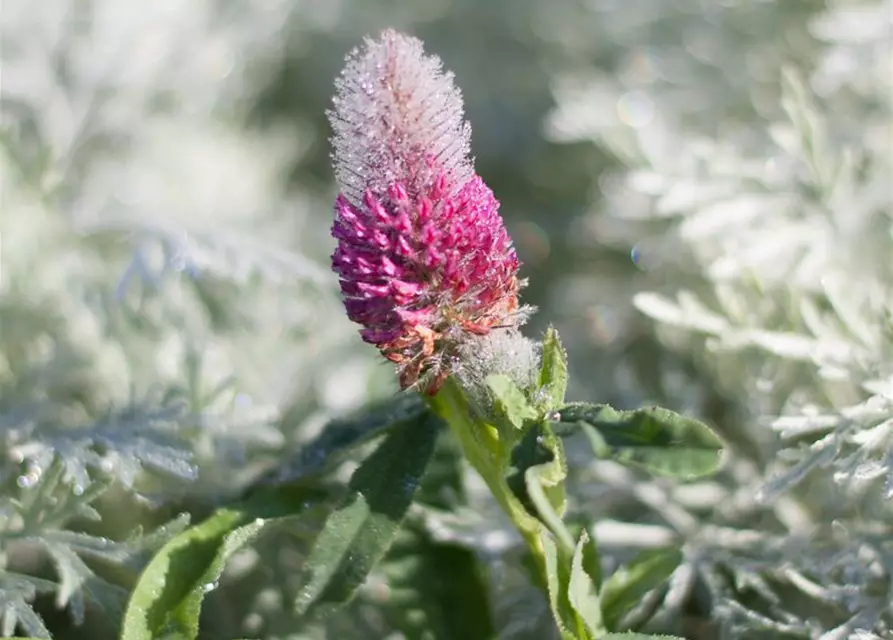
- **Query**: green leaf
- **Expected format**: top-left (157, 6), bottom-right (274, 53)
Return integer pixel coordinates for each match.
top-left (427, 377), bottom-right (543, 538)
top-left (506, 421), bottom-right (552, 510)
top-left (537, 327), bottom-right (568, 412)
top-left (539, 531), bottom-right (577, 640)
top-left (253, 392), bottom-right (428, 490)
top-left (294, 412), bottom-right (442, 619)
top-left (568, 530), bottom-right (604, 637)
top-left (526, 462), bottom-right (573, 553)
top-left (597, 635), bottom-right (686, 639)
top-left (486, 373), bottom-right (538, 431)
top-left (561, 403), bottom-right (723, 479)
top-left (522, 421), bottom-right (571, 550)
top-left (379, 521), bottom-right (495, 640)
top-left (121, 488), bottom-right (314, 640)
top-left (413, 427), bottom-right (468, 510)
top-left (599, 547), bottom-right (683, 631)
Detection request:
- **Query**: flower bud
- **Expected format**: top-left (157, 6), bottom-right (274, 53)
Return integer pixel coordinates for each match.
top-left (328, 30), bottom-right (524, 393)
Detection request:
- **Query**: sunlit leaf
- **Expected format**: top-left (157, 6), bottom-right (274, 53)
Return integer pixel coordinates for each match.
top-left (121, 488), bottom-right (315, 640)
top-left (294, 412), bottom-right (442, 619)
top-left (539, 531), bottom-right (578, 640)
top-left (560, 403), bottom-right (723, 479)
top-left (515, 421), bottom-right (572, 550)
top-left (599, 547), bottom-right (683, 631)
top-left (487, 374), bottom-right (538, 431)
top-left (568, 529), bottom-right (604, 637)
top-left (537, 327), bottom-right (568, 412)
top-left (597, 634), bottom-right (686, 639)
top-left (257, 392), bottom-right (429, 488)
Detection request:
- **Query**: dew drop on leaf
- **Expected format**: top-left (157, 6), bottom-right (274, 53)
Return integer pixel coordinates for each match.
top-left (200, 581), bottom-right (219, 594)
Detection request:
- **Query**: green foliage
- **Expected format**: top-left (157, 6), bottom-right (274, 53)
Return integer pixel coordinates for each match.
top-left (537, 327), bottom-right (569, 413)
top-left (293, 413), bottom-right (442, 619)
top-left (121, 491), bottom-right (309, 640)
top-left (598, 549), bottom-right (682, 632)
top-left (486, 374), bottom-right (538, 433)
top-left (254, 392), bottom-right (427, 489)
top-left (378, 522), bottom-right (496, 640)
top-left (562, 403), bottom-right (724, 479)
top-left (567, 530), bottom-right (602, 635)
top-left (119, 408), bottom-right (442, 639)
top-left (600, 633), bottom-right (682, 640)
top-left (373, 425), bottom-right (496, 639)
top-left (429, 329), bottom-right (721, 639)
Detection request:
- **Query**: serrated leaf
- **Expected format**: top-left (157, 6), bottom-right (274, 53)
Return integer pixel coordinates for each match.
top-left (561, 403), bottom-right (723, 479)
top-left (121, 488), bottom-right (315, 640)
top-left (487, 374), bottom-right (538, 431)
top-left (538, 327), bottom-right (568, 411)
top-left (380, 521), bottom-right (495, 640)
top-left (294, 412), bottom-right (441, 619)
top-left (568, 530), bottom-right (604, 637)
top-left (599, 547), bottom-right (683, 631)
top-left (540, 531), bottom-right (577, 640)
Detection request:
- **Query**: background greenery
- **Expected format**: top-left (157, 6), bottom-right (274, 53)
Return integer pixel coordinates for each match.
top-left (1, 0), bottom-right (890, 638)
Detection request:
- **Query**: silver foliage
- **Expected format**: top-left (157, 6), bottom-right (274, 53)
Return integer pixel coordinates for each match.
top-left (545, 0), bottom-right (893, 636)
top-left (0, 0), bottom-right (383, 635)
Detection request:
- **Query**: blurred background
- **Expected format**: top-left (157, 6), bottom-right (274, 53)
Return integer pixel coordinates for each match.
top-left (1, 0), bottom-right (890, 638)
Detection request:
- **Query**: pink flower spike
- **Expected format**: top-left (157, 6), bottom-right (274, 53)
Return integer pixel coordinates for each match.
top-left (328, 29), bottom-right (523, 393)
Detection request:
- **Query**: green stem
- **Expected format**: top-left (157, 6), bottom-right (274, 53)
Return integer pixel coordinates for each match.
top-left (426, 378), bottom-right (549, 590)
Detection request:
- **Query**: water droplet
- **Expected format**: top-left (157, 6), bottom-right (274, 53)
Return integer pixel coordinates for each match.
top-left (616, 91), bottom-right (655, 128)
top-left (170, 254), bottom-right (188, 271)
top-left (200, 581), bottom-right (218, 594)
top-left (400, 476), bottom-right (419, 495)
top-left (17, 464), bottom-right (42, 488)
top-left (631, 244), bottom-right (649, 270)
top-left (72, 484), bottom-right (85, 496)
top-left (235, 393), bottom-right (252, 408)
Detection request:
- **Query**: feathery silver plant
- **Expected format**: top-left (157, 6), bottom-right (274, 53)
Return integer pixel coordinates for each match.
top-left (545, 0), bottom-right (893, 636)
top-left (0, 1), bottom-right (373, 636)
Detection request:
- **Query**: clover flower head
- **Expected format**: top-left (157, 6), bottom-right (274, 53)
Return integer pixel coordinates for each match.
top-left (328, 29), bottom-right (523, 392)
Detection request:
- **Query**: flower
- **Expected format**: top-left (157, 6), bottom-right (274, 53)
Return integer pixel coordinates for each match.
top-left (327, 29), bottom-right (522, 392)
